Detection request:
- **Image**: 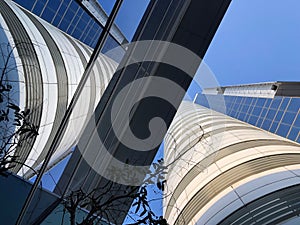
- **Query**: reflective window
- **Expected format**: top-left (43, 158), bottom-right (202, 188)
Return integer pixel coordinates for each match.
top-left (274, 110), bottom-right (284, 122)
top-left (280, 97), bottom-right (290, 111)
top-left (245, 97), bottom-right (252, 105)
top-left (41, 6), bottom-right (56, 22)
top-left (261, 119), bottom-right (272, 130)
top-left (238, 113), bottom-right (246, 120)
top-left (270, 122), bottom-right (278, 133)
top-left (270, 98), bottom-right (282, 109)
top-left (264, 98), bottom-right (272, 108)
top-left (13, 0), bottom-right (35, 9)
top-left (276, 124), bottom-right (290, 137)
top-left (294, 114), bottom-right (300, 128)
top-left (32, 1), bottom-right (45, 15)
top-left (288, 127), bottom-right (299, 141)
top-left (260, 108), bottom-right (268, 118)
top-left (249, 115), bottom-right (258, 125)
top-left (195, 94), bottom-right (298, 143)
top-left (241, 105), bottom-right (249, 113)
top-left (47, 1), bottom-right (61, 12)
top-left (287, 98), bottom-right (300, 112)
top-left (256, 118), bottom-right (264, 127)
top-left (256, 98), bottom-right (266, 107)
top-left (252, 107), bottom-right (262, 116)
top-left (282, 112), bottom-right (296, 125)
top-left (266, 109), bottom-right (276, 120)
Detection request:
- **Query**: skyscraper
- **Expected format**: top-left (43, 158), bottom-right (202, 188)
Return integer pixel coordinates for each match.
top-left (0, 0), bottom-right (117, 177)
top-left (164, 101), bottom-right (300, 224)
top-left (195, 81), bottom-right (300, 143)
top-left (12, 0), bottom-right (127, 50)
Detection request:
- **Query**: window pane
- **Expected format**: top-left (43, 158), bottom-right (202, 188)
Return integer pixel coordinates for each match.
top-left (287, 98), bottom-right (300, 113)
top-left (270, 122), bottom-right (278, 133)
top-left (282, 112), bottom-right (296, 125)
top-left (261, 119), bottom-right (272, 130)
top-left (270, 98), bottom-right (282, 109)
top-left (256, 98), bottom-right (266, 107)
top-left (280, 97), bottom-right (290, 111)
top-left (276, 124), bottom-right (290, 137)
top-left (294, 114), bottom-right (300, 128)
top-left (288, 128), bottom-right (299, 141)
top-left (249, 116), bottom-right (258, 125)
top-left (274, 110), bottom-right (284, 122)
top-left (252, 107), bottom-right (262, 116)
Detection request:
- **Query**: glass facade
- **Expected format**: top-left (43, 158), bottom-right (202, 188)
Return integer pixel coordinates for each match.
top-left (12, 0), bottom-right (122, 51)
top-left (195, 94), bottom-right (300, 143)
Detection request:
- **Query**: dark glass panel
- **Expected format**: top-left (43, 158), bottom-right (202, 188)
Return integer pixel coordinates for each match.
top-left (294, 114), bottom-right (300, 128)
top-left (57, 2), bottom-right (68, 17)
top-left (260, 108), bottom-right (268, 118)
top-left (288, 127), bottom-right (299, 141)
top-left (274, 111), bottom-right (283, 122)
top-left (64, 8), bottom-right (75, 24)
top-left (270, 98), bottom-right (282, 109)
top-left (69, 1), bottom-right (79, 12)
top-left (251, 98), bottom-right (258, 106)
top-left (235, 96), bottom-right (242, 104)
top-left (32, 1), bottom-right (45, 15)
top-left (245, 97), bottom-right (252, 105)
top-left (245, 114), bottom-right (251, 122)
top-left (256, 98), bottom-right (266, 107)
top-left (247, 106), bottom-right (254, 115)
top-left (52, 14), bottom-right (63, 26)
top-left (282, 111), bottom-right (296, 125)
top-left (47, 0), bottom-right (61, 12)
top-left (265, 109), bottom-right (276, 120)
top-left (72, 28), bottom-right (82, 39)
top-left (287, 98), bottom-right (300, 113)
top-left (270, 122), bottom-right (278, 133)
top-left (67, 22), bottom-right (76, 35)
top-left (276, 124), bottom-right (290, 137)
top-left (256, 118), bottom-right (264, 127)
top-left (14, 0), bottom-right (35, 10)
top-left (41, 6), bottom-right (56, 22)
top-left (241, 105), bottom-right (249, 113)
top-left (228, 110), bottom-right (235, 117)
top-left (264, 98), bottom-right (272, 108)
top-left (249, 115), bottom-right (258, 125)
top-left (238, 113), bottom-right (246, 121)
top-left (279, 97), bottom-right (290, 111)
top-left (252, 107), bottom-right (262, 116)
top-left (81, 12), bottom-right (90, 23)
top-left (59, 19), bottom-right (70, 31)
top-left (261, 119), bottom-right (272, 130)
top-left (76, 18), bottom-right (88, 32)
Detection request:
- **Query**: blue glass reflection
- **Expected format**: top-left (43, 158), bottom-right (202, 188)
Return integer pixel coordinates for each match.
top-left (288, 127), bottom-right (299, 141)
top-left (282, 112), bottom-right (296, 125)
top-left (276, 124), bottom-right (290, 137)
top-left (294, 114), bottom-right (300, 128)
top-left (287, 98), bottom-right (300, 113)
top-left (280, 97), bottom-right (290, 111)
top-left (262, 119), bottom-right (272, 130)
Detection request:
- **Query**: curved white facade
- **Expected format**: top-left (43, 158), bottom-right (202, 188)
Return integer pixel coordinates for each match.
top-left (0, 0), bottom-right (117, 177)
top-left (164, 101), bottom-right (300, 225)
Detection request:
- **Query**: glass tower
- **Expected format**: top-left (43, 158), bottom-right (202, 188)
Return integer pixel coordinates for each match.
top-left (164, 101), bottom-right (300, 225)
top-left (12, 0), bottom-right (127, 51)
top-left (194, 82), bottom-right (300, 143)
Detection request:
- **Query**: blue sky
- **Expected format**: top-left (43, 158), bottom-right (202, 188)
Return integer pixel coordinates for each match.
top-left (101, 0), bottom-right (300, 88)
top-left (204, 0), bottom-right (300, 86)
